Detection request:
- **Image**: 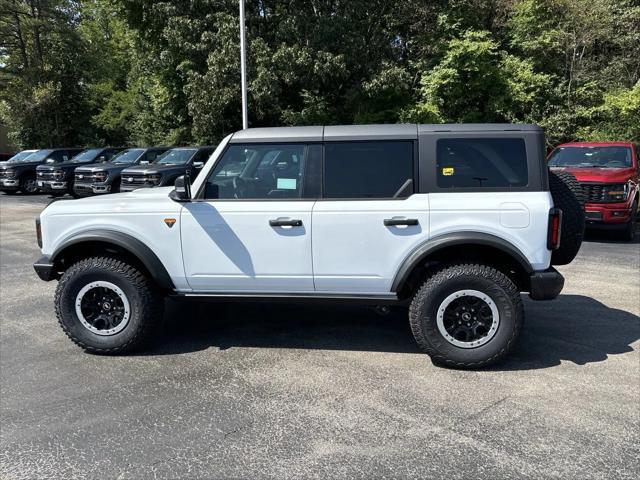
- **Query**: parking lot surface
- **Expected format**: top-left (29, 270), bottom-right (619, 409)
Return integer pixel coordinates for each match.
top-left (1, 194), bottom-right (639, 479)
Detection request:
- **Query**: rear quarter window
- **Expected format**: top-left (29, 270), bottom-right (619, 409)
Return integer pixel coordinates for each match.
top-left (436, 138), bottom-right (528, 188)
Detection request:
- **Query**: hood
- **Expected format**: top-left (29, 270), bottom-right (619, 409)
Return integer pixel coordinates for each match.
top-left (550, 166), bottom-right (636, 183)
top-left (75, 162), bottom-right (129, 174)
top-left (36, 161), bottom-right (97, 171)
top-left (121, 163), bottom-right (189, 175)
top-left (0, 160), bottom-right (44, 169)
top-left (42, 186), bottom-right (177, 216)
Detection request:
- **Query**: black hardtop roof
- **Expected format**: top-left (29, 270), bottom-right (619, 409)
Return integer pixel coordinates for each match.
top-left (229, 124), bottom-right (542, 143)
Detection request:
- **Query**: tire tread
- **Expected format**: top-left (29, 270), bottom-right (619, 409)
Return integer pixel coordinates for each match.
top-left (409, 263), bottom-right (524, 369)
top-left (54, 255), bottom-right (162, 354)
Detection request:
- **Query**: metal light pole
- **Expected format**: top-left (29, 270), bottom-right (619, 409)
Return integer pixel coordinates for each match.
top-left (239, 0), bottom-right (249, 129)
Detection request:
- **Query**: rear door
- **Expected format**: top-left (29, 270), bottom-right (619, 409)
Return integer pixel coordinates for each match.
top-left (311, 136), bottom-right (430, 294)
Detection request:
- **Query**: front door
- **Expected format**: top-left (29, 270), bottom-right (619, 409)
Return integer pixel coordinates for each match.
top-left (181, 142), bottom-right (318, 292)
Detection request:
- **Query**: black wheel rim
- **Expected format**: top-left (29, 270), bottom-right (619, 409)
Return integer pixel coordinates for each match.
top-left (75, 281), bottom-right (130, 335)
top-left (437, 290), bottom-right (499, 348)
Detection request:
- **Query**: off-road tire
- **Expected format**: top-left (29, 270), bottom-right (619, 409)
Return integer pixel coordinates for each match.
top-left (549, 170), bottom-right (585, 265)
top-left (55, 256), bottom-right (163, 354)
top-left (409, 264), bottom-right (524, 369)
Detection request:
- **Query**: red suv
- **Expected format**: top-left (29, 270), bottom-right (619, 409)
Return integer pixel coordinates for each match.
top-left (548, 142), bottom-right (639, 240)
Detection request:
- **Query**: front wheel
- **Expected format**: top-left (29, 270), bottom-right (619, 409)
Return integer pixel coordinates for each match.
top-left (409, 264), bottom-right (524, 369)
top-left (54, 256), bottom-right (164, 354)
top-left (20, 175), bottom-right (38, 194)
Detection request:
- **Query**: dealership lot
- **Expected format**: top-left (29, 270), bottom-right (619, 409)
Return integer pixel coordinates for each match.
top-left (1, 194), bottom-right (638, 479)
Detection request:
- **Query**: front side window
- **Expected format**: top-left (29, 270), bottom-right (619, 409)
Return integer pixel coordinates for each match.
top-left (548, 146), bottom-right (632, 169)
top-left (323, 141), bottom-right (414, 199)
top-left (436, 138), bottom-right (528, 188)
top-left (202, 144), bottom-right (306, 199)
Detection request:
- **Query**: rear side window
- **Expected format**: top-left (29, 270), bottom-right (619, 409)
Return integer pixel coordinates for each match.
top-left (323, 141), bottom-right (414, 198)
top-left (436, 138), bottom-right (528, 188)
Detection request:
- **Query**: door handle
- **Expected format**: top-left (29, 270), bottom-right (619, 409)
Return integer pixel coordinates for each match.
top-left (384, 218), bottom-right (419, 226)
top-left (269, 219), bottom-right (303, 227)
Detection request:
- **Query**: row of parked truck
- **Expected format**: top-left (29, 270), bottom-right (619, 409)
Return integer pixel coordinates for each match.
top-left (0, 146), bottom-right (215, 197)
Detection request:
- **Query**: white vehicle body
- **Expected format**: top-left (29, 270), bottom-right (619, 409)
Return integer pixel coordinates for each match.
top-left (38, 125), bottom-right (555, 298)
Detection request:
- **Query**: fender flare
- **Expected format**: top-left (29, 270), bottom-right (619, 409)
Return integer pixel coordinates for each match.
top-left (391, 232), bottom-right (534, 293)
top-left (51, 229), bottom-right (174, 290)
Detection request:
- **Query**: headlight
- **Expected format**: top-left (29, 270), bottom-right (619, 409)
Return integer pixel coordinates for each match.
top-left (93, 171), bottom-right (108, 182)
top-left (146, 174), bottom-right (162, 184)
top-left (37, 171), bottom-right (44, 177)
top-left (603, 183), bottom-right (628, 202)
top-left (5, 169), bottom-right (16, 178)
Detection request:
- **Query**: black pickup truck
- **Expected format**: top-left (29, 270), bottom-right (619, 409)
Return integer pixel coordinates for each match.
top-left (0, 149), bottom-right (83, 194)
top-left (36, 147), bottom-right (124, 197)
top-left (73, 147), bottom-right (168, 196)
top-left (119, 147), bottom-right (214, 192)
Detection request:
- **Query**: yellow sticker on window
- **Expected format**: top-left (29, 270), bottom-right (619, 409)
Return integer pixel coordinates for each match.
top-left (442, 167), bottom-right (455, 176)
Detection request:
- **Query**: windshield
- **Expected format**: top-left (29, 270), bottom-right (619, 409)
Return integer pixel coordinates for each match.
top-left (110, 149), bottom-right (145, 164)
top-left (6, 150), bottom-right (38, 162)
top-left (549, 146), bottom-right (632, 168)
top-left (19, 150), bottom-right (54, 163)
top-left (70, 148), bottom-right (103, 163)
top-left (154, 149), bottom-right (196, 165)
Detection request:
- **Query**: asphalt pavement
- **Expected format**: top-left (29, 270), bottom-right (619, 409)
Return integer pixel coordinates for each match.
top-left (1, 193), bottom-right (638, 479)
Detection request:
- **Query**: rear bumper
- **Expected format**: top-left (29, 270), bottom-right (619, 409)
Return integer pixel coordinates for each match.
top-left (529, 267), bottom-right (564, 300)
top-left (34, 255), bottom-right (56, 281)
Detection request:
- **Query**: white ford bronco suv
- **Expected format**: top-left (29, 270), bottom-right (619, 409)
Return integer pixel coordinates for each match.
top-left (34, 124), bottom-right (585, 368)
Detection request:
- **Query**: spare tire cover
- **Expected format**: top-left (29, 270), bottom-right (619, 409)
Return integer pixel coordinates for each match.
top-left (549, 170), bottom-right (585, 265)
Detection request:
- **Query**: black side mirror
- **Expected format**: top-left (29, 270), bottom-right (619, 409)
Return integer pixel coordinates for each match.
top-left (171, 175), bottom-right (191, 202)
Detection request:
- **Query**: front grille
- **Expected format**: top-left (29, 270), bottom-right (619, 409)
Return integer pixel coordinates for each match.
top-left (580, 183), bottom-right (607, 203)
top-left (121, 174), bottom-right (147, 185)
top-left (74, 172), bottom-right (94, 184)
top-left (38, 171), bottom-right (59, 181)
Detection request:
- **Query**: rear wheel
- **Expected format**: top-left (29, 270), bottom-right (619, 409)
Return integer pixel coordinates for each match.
top-left (549, 170), bottom-right (585, 265)
top-left (54, 256), bottom-right (164, 354)
top-left (409, 264), bottom-right (523, 369)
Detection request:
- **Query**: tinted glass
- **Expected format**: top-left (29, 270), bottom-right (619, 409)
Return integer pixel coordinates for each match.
top-left (323, 141), bottom-right (414, 198)
top-left (203, 144), bottom-right (306, 199)
top-left (548, 146), bottom-right (632, 168)
top-left (144, 150), bottom-right (165, 163)
top-left (70, 148), bottom-right (103, 163)
top-left (111, 149), bottom-right (145, 164)
top-left (436, 138), bottom-right (528, 188)
top-left (155, 149), bottom-right (197, 165)
top-left (193, 148), bottom-right (214, 163)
